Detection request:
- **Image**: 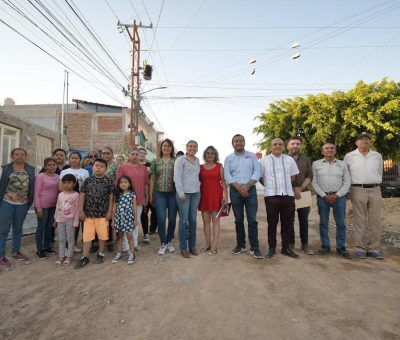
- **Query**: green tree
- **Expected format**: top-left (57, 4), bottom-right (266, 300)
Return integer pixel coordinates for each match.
top-left (254, 78), bottom-right (400, 161)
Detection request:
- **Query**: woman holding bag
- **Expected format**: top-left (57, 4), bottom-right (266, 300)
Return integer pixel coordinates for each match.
top-left (198, 146), bottom-right (228, 255)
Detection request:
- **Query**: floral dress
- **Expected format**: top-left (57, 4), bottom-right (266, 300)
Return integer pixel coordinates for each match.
top-left (114, 191), bottom-right (136, 232)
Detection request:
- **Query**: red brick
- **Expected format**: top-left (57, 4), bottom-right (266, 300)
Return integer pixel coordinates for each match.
top-left (98, 117), bottom-right (122, 132)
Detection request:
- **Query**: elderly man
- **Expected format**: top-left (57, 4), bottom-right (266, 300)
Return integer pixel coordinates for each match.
top-left (260, 138), bottom-right (299, 259)
top-left (287, 136), bottom-right (314, 255)
top-left (312, 142), bottom-right (351, 259)
top-left (344, 132), bottom-right (384, 259)
top-left (224, 134), bottom-right (262, 259)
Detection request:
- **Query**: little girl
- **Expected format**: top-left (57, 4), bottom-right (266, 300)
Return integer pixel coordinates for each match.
top-left (112, 176), bottom-right (137, 265)
top-left (54, 174), bottom-right (80, 265)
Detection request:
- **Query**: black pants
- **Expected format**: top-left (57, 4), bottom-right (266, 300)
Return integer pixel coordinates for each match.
top-left (141, 204), bottom-right (157, 235)
top-left (265, 196), bottom-right (295, 249)
top-left (289, 207), bottom-right (310, 246)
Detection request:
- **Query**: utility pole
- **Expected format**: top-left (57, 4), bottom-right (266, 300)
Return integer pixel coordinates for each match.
top-left (60, 70), bottom-right (66, 149)
top-left (117, 20), bottom-right (152, 147)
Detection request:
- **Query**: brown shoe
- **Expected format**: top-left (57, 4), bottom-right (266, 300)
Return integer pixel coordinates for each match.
top-left (189, 249), bottom-right (199, 256)
top-left (301, 244), bottom-right (315, 255)
top-left (181, 251), bottom-right (191, 258)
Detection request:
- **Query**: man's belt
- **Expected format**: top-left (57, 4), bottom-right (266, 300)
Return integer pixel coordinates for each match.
top-left (351, 184), bottom-right (380, 188)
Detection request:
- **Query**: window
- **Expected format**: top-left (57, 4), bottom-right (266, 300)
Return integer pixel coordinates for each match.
top-left (36, 135), bottom-right (53, 171)
top-left (0, 123), bottom-right (20, 166)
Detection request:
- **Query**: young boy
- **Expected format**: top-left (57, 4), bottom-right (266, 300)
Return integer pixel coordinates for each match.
top-left (75, 158), bottom-right (114, 268)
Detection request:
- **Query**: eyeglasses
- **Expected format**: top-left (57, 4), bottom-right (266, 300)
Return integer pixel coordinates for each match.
top-left (102, 152), bottom-right (111, 155)
top-left (206, 152), bottom-right (215, 155)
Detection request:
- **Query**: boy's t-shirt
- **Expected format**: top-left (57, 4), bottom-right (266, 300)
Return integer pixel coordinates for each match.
top-left (81, 175), bottom-right (114, 218)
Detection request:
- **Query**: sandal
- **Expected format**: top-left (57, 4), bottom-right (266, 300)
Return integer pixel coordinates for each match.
top-left (55, 257), bottom-right (65, 265)
top-left (63, 258), bottom-right (72, 265)
top-left (208, 249), bottom-right (218, 256)
top-left (200, 246), bottom-right (211, 253)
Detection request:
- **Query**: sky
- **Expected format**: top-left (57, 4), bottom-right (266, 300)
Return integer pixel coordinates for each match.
top-left (1, 0), bottom-right (399, 159)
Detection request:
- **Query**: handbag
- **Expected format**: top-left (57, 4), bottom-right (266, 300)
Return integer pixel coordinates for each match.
top-left (216, 203), bottom-right (232, 218)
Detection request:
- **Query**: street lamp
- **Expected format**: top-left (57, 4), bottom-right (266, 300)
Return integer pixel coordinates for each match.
top-left (140, 86), bottom-right (167, 96)
top-left (130, 86), bottom-right (167, 147)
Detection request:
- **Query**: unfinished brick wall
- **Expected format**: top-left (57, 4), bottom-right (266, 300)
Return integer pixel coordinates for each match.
top-left (93, 134), bottom-right (124, 154)
top-left (66, 113), bottom-right (91, 150)
top-left (98, 117), bottom-right (122, 132)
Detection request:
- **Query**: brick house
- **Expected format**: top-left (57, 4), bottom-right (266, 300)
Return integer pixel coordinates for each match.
top-left (0, 110), bottom-right (60, 171)
top-left (0, 99), bottom-right (161, 160)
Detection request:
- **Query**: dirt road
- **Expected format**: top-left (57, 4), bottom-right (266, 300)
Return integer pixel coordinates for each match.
top-left (1, 197), bottom-right (399, 340)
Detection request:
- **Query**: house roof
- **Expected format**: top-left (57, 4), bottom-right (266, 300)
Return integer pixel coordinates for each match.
top-left (72, 99), bottom-right (127, 109)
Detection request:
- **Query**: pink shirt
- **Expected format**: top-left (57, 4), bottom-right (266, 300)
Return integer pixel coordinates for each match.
top-left (116, 164), bottom-right (148, 205)
top-left (34, 173), bottom-right (60, 210)
top-left (54, 192), bottom-right (80, 226)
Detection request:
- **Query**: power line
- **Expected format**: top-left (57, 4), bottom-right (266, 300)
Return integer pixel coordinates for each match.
top-left (103, 0), bottom-right (118, 20)
top-left (163, 0), bottom-right (207, 55)
top-left (146, 0), bottom-right (165, 59)
top-left (155, 25), bottom-right (400, 30)
top-left (142, 44), bottom-right (400, 52)
top-left (153, 84), bottom-right (351, 91)
top-left (146, 95), bottom-right (324, 99)
top-left (127, 0), bottom-right (142, 21)
top-left (65, 0), bottom-right (130, 82)
top-left (25, 0), bottom-right (126, 90)
top-left (182, 0), bottom-right (398, 85)
top-left (140, 0), bottom-right (179, 133)
top-left (0, 17), bottom-right (127, 106)
top-left (140, 0), bottom-right (152, 23)
top-left (3, 0), bottom-right (124, 93)
top-left (2, 0), bottom-right (127, 100)
top-left (122, 0), bottom-right (172, 136)
top-left (212, 1), bottom-right (400, 82)
top-left (328, 31), bottom-right (400, 81)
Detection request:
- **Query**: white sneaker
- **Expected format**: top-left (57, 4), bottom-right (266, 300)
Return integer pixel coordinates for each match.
top-left (112, 252), bottom-right (123, 264)
top-left (143, 234), bottom-right (151, 244)
top-left (127, 252), bottom-right (136, 265)
top-left (74, 246), bottom-right (82, 253)
top-left (158, 244), bottom-right (168, 255)
top-left (167, 242), bottom-right (175, 253)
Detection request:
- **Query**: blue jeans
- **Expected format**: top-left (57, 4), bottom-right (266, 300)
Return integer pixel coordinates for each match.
top-left (176, 192), bottom-right (200, 251)
top-left (0, 200), bottom-right (29, 257)
top-left (35, 207), bottom-right (56, 251)
top-left (317, 196), bottom-right (347, 250)
top-left (154, 191), bottom-right (177, 244)
top-left (230, 186), bottom-right (259, 250)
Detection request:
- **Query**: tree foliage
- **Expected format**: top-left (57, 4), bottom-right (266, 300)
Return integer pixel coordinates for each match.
top-left (254, 78), bottom-right (400, 161)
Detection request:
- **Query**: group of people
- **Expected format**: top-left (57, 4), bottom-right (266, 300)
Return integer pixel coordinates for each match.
top-left (226, 132), bottom-right (384, 260)
top-left (0, 131), bottom-right (384, 270)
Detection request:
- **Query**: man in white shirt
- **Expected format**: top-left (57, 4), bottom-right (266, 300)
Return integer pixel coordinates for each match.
top-left (312, 142), bottom-right (351, 259)
top-left (260, 138), bottom-right (300, 258)
top-left (344, 132), bottom-right (384, 259)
